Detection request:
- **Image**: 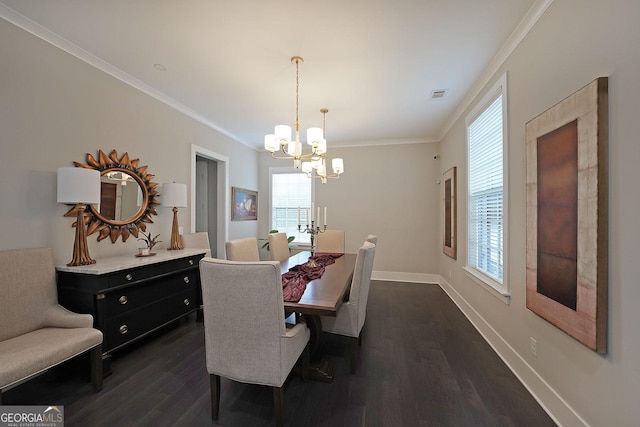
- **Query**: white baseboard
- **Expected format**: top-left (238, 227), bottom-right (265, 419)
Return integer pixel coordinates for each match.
top-left (371, 270), bottom-right (439, 284)
top-left (437, 276), bottom-right (587, 427)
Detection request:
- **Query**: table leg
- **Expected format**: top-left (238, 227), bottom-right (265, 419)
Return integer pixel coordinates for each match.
top-left (301, 314), bottom-right (336, 383)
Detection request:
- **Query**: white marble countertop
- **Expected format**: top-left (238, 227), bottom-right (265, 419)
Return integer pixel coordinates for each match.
top-left (56, 248), bottom-right (208, 275)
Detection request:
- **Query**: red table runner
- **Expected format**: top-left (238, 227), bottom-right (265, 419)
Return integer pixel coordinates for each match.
top-left (282, 253), bottom-right (343, 302)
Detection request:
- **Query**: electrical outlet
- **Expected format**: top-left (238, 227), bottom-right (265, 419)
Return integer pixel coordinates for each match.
top-left (178, 226), bottom-right (184, 235)
top-left (530, 337), bottom-right (538, 356)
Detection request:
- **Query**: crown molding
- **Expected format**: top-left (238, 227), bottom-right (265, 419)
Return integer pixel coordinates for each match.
top-left (329, 137), bottom-right (438, 149)
top-left (2, 1), bottom-right (554, 150)
top-left (0, 4), bottom-right (252, 149)
top-left (437, 0), bottom-right (554, 141)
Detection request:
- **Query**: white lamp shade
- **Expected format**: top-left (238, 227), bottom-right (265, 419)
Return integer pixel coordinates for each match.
top-left (274, 125), bottom-right (292, 142)
top-left (57, 167), bottom-right (101, 204)
top-left (287, 139), bottom-right (297, 156)
top-left (332, 158), bottom-right (344, 174)
top-left (306, 127), bottom-right (323, 145)
top-left (162, 182), bottom-right (187, 208)
top-left (264, 134), bottom-right (278, 152)
top-left (301, 162), bottom-right (312, 173)
top-left (316, 138), bottom-right (327, 155)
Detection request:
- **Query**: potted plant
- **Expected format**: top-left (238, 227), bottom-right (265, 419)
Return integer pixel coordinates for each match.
top-left (137, 232), bottom-right (161, 256)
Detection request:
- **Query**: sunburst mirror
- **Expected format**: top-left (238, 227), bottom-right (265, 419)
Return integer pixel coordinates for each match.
top-left (65, 149), bottom-right (160, 243)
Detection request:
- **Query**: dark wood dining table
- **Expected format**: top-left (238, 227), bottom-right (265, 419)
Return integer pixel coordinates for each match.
top-left (281, 251), bottom-right (357, 316)
top-left (280, 250), bottom-right (357, 382)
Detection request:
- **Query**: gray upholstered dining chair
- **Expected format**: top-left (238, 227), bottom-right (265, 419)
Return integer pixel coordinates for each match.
top-left (181, 231), bottom-right (212, 257)
top-left (199, 258), bottom-right (310, 426)
top-left (225, 237), bottom-right (260, 261)
top-left (320, 241), bottom-right (376, 373)
top-left (316, 229), bottom-right (345, 253)
top-left (268, 232), bottom-right (290, 263)
top-left (365, 234), bottom-right (378, 245)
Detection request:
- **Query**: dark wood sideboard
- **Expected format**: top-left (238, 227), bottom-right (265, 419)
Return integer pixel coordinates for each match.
top-left (56, 249), bottom-right (206, 373)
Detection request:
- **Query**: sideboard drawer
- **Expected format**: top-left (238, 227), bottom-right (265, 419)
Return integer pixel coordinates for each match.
top-left (106, 255), bottom-right (201, 288)
top-left (103, 289), bottom-right (197, 352)
top-left (101, 270), bottom-right (198, 318)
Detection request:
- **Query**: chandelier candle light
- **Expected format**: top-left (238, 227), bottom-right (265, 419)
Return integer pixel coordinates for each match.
top-left (264, 56), bottom-right (344, 183)
top-left (297, 202), bottom-right (327, 255)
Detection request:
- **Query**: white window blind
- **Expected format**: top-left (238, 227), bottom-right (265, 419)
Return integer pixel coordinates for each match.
top-left (271, 172), bottom-right (311, 244)
top-left (468, 94), bottom-right (504, 284)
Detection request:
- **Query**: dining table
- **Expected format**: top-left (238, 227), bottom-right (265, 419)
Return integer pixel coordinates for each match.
top-left (280, 250), bottom-right (357, 382)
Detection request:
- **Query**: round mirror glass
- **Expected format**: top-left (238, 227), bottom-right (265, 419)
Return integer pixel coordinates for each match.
top-left (91, 169), bottom-right (145, 224)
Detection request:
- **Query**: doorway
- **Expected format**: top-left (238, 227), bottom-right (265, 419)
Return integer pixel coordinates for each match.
top-left (190, 145), bottom-right (229, 258)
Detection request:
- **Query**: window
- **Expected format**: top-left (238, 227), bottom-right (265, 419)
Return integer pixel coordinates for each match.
top-left (270, 169), bottom-right (312, 245)
top-left (466, 73), bottom-right (509, 299)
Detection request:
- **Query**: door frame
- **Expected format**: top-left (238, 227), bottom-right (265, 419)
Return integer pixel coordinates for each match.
top-left (190, 144), bottom-right (229, 258)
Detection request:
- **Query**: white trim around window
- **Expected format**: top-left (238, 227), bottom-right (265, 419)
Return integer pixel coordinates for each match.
top-left (465, 72), bottom-right (510, 305)
top-left (269, 166), bottom-right (315, 247)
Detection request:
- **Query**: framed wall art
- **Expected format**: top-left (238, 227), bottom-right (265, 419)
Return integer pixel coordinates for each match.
top-left (231, 187), bottom-right (258, 221)
top-left (525, 77), bottom-right (608, 353)
top-left (442, 166), bottom-right (457, 259)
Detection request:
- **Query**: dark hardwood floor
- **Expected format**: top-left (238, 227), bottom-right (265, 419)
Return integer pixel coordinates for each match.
top-left (3, 281), bottom-right (556, 426)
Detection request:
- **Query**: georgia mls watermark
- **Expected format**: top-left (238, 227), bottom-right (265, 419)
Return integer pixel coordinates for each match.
top-left (0, 406), bottom-right (64, 427)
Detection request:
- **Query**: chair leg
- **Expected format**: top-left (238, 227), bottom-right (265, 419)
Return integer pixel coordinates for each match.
top-left (350, 336), bottom-right (359, 374)
top-left (273, 386), bottom-right (284, 427)
top-left (90, 344), bottom-right (103, 392)
top-left (210, 374), bottom-right (221, 420)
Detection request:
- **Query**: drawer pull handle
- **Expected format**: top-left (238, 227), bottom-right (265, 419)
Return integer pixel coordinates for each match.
top-left (189, 259), bottom-right (194, 265)
top-left (119, 296), bottom-right (128, 305)
top-left (183, 276), bottom-right (190, 284)
top-left (184, 299), bottom-right (190, 306)
top-left (119, 325), bottom-right (128, 335)
top-left (125, 274), bottom-right (133, 281)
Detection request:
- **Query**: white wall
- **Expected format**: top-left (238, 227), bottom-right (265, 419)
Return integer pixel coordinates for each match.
top-left (0, 19), bottom-right (258, 265)
top-left (259, 142), bottom-right (441, 280)
top-left (438, 0), bottom-right (640, 425)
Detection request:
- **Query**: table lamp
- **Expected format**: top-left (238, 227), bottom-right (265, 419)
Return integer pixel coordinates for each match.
top-left (57, 167), bottom-right (101, 266)
top-left (162, 182), bottom-right (187, 250)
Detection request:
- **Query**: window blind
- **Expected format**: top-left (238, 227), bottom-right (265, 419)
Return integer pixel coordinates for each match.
top-left (271, 172), bottom-right (311, 244)
top-left (468, 94), bottom-right (503, 282)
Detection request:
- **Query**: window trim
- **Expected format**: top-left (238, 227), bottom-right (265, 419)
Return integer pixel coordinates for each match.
top-left (465, 72), bottom-right (510, 304)
top-left (268, 166), bottom-right (315, 248)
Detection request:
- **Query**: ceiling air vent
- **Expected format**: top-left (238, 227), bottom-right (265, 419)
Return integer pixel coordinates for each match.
top-left (429, 89), bottom-right (448, 100)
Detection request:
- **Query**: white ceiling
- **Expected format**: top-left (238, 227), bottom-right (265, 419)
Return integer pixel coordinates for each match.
top-left (0, 0), bottom-right (547, 150)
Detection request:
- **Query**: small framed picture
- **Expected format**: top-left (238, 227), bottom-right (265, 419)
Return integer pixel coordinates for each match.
top-left (231, 187), bottom-right (258, 221)
top-left (442, 167), bottom-right (457, 259)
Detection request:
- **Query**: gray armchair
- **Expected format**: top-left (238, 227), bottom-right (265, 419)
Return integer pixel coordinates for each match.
top-left (320, 241), bottom-right (376, 373)
top-left (199, 258), bottom-right (310, 426)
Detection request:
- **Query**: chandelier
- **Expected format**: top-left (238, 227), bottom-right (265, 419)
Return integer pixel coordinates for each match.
top-left (264, 56), bottom-right (344, 184)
